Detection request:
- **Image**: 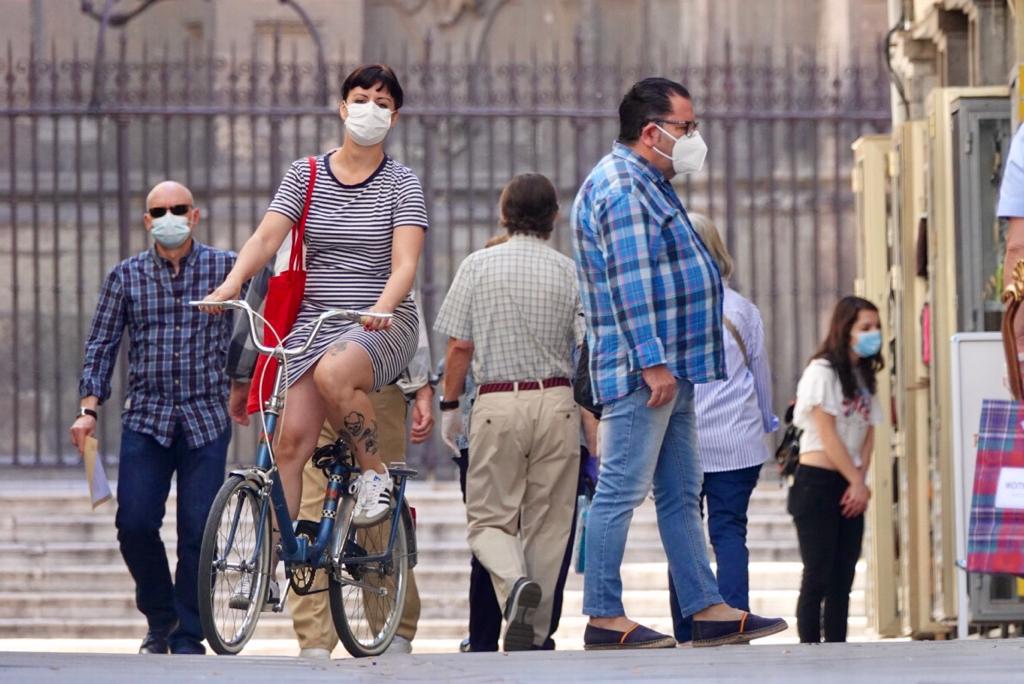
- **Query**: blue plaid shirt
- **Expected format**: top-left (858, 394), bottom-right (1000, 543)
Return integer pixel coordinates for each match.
top-left (571, 142), bottom-right (725, 405)
top-left (79, 240), bottom-right (237, 449)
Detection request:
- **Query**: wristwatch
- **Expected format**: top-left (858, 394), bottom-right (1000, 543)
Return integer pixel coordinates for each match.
top-left (77, 407), bottom-right (98, 420)
top-left (439, 397), bottom-right (459, 411)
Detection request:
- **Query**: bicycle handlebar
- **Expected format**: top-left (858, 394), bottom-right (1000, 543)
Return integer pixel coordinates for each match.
top-left (188, 299), bottom-right (391, 360)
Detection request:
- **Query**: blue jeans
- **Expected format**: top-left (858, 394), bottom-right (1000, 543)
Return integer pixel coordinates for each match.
top-left (669, 463), bottom-right (762, 642)
top-left (115, 424), bottom-right (229, 651)
top-left (582, 380), bottom-right (723, 619)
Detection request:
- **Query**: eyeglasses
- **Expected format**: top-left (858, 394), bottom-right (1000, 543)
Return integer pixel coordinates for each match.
top-left (148, 204), bottom-right (191, 218)
top-left (652, 119), bottom-right (700, 137)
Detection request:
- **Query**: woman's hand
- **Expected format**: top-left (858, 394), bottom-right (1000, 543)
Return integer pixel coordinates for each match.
top-left (841, 480), bottom-right (871, 518)
top-left (200, 277), bottom-right (242, 315)
top-left (362, 303), bottom-right (394, 331)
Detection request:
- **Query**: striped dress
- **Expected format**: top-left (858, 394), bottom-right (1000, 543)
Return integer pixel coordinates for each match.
top-left (267, 152), bottom-right (429, 390)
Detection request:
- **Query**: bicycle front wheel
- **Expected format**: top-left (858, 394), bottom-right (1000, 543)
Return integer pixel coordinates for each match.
top-left (329, 505), bottom-right (410, 657)
top-left (198, 474), bottom-right (271, 655)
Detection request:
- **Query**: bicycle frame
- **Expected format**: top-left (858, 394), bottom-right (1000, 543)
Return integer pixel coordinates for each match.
top-left (252, 360), bottom-right (413, 573)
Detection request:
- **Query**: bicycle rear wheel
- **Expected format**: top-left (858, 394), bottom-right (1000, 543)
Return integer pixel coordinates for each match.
top-left (329, 504), bottom-right (410, 657)
top-left (198, 474), bottom-right (271, 655)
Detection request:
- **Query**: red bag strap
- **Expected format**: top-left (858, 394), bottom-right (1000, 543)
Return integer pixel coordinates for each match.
top-left (288, 156), bottom-right (318, 272)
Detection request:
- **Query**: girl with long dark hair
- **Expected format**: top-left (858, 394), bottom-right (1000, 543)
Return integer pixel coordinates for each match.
top-left (789, 296), bottom-right (884, 643)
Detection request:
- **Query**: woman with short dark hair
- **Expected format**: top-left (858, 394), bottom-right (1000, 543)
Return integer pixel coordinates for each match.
top-left (789, 296), bottom-right (884, 643)
top-left (206, 64), bottom-right (428, 535)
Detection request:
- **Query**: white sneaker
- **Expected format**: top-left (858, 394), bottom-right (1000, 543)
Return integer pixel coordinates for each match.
top-left (298, 647), bottom-right (332, 660)
top-left (353, 470), bottom-right (393, 527)
top-left (383, 635), bottom-right (413, 655)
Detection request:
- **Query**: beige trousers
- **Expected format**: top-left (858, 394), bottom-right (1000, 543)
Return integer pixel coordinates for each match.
top-left (466, 385), bottom-right (579, 646)
top-left (290, 384), bottom-right (421, 651)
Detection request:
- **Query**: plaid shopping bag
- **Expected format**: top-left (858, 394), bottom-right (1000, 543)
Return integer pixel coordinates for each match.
top-left (966, 399), bottom-right (1024, 575)
top-left (967, 259), bottom-right (1024, 576)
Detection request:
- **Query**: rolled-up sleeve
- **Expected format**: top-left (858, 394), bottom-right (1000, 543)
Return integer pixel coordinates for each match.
top-left (598, 193), bottom-right (666, 371)
top-left (746, 307), bottom-right (779, 433)
top-left (79, 266), bottom-right (127, 402)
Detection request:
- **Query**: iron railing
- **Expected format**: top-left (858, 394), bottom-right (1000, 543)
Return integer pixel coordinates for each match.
top-left (0, 33), bottom-right (891, 470)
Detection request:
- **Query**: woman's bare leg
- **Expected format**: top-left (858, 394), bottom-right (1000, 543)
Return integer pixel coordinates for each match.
top-left (312, 341), bottom-right (384, 474)
top-left (273, 371), bottom-right (328, 519)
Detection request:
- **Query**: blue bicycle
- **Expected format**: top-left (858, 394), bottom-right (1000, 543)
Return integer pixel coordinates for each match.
top-left (191, 300), bottom-right (418, 657)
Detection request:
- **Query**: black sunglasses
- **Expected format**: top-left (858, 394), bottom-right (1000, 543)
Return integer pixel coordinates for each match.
top-left (148, 204), bottom-right (191, 218)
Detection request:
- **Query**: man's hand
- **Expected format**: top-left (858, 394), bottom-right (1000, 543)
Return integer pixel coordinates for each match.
top-left (410, 385), bottom-right (435, 444)
top-left (69, 414), bottom-right (97, 457)
top-left (440, 408), bottom-right (465, 456)
top-left (229, 381), bottom-right (251, 426)
top-left (641, 365), bottom-right (677, 408)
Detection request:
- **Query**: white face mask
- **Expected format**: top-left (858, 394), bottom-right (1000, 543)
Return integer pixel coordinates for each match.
top-left (652, 125), bottom-right (708, 175)
top-left (343, 101), bottom-right (393, 146)
top-left (150, 213), bottom-right (192, 248)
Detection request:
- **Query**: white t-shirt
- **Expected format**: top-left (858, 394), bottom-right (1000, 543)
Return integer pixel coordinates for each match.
top-left (792, 359), bottom-right (882, 467)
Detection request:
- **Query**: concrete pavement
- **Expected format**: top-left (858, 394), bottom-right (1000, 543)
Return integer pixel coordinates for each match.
top-left (1, 641), bottom-right (1022, 684)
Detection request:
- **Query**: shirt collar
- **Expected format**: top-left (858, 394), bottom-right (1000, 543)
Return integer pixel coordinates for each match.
top-left (612, 141), bottom-right (671, 187)
top-left (149, 238), bottom-right (203, 271)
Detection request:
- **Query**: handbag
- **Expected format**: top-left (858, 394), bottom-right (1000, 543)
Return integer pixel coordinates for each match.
top-left (966, 259), bottom-right (1024, 575)
top-left (246, 156), bottom-right (318, 414)
top-left (773, 401), bottom-right (802, 479)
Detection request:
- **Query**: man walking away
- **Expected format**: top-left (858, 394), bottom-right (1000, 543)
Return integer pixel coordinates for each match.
top-left (435, 173), bottom-right (584, 651)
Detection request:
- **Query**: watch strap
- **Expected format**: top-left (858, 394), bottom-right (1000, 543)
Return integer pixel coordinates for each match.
top-left (439, 399), bottom-right (460, 411)
top-left (78, 407), bottom-right (98, 419)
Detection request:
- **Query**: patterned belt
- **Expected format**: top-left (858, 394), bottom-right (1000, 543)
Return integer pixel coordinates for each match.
top-left (477, 377), bottom-right (571, 395)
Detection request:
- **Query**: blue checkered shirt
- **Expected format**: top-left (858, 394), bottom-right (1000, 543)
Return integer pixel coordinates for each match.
top-left (78, 240), bottom-right (237, 449)
top-left (571, 142), bottom-right (725, 405)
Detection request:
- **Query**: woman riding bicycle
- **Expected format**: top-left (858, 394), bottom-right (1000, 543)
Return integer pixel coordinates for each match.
top-left (205, 64), bottom-right (428, 528)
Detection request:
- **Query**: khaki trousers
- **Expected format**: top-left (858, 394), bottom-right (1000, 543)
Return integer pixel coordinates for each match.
top-left (466, 385), bottom-right (579, 646)
top-left (290, 384), bottom-right (421, 651)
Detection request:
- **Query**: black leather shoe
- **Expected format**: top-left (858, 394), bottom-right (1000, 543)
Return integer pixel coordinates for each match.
top-left (138, 623), bottom-right (176, 654)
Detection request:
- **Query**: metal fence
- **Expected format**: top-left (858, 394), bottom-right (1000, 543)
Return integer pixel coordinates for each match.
top-left (0, 33), bottom-right (891, 470)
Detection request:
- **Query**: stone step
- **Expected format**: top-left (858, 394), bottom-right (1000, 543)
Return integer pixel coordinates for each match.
top-left (0, 481), bottom-right (795, 519)
top-left (0, 584), bottom-right (864, 622)
top-left (0, 512), bottom-right (800, 545)
top-left (0, 535), bottom-right (801, 571)
top-left (0, 615), bottom-right (868, 641)
top-left (0, 561), bottom-right (862, 594)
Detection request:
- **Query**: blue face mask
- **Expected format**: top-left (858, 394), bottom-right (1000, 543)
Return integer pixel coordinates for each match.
top-left (853, 329), bottom-right (882, 358)
top-left (150, 213), bottom-right (192, 248)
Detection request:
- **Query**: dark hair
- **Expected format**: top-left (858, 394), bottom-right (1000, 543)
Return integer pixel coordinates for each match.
top-left (617, 77), bottom-right (691, 143)
top-left (341, 64), bottom-right (404, 110)
top-left (499, 173), bottom-right (559, 238)
top-left (812, 296), bottom-right (884, 399)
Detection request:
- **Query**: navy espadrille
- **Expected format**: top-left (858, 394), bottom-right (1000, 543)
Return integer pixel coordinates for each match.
top-left (692, 612), bottom-right (788, 647)
top-left (583, 623), bottom-right (677, 650)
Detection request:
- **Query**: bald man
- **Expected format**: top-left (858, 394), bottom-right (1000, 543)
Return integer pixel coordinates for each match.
top-left (72, 181), bottom-right (238, 655)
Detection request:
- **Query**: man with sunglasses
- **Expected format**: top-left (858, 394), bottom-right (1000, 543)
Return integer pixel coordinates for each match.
top-left (70, 180), bottom-right (239, 655)
top-left (570, 78), bottom-right (786, 649)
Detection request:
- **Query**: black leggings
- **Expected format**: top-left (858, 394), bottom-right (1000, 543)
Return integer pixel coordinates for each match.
top-left (788, 464), bottom-right (864, 643)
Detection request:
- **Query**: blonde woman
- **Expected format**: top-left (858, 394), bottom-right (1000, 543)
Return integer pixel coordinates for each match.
top-left (668, 213), bottom-right (779, 643)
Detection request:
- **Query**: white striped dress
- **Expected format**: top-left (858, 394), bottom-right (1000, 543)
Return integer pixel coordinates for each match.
top-left (267, 152), bottom-right (428, 390)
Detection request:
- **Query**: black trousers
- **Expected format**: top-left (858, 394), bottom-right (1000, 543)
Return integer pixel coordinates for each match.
top-left (787, 464), bottom-right (864, 643)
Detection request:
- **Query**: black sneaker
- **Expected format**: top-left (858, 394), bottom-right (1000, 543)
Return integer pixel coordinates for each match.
top-left (502, 578), bottom-right (541, 652)
top-left (138, 622), bottom-right (176, 654)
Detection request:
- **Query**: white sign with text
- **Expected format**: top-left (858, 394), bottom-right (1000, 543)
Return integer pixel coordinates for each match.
top-left (994, 467), bottom-right (1024, 511)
